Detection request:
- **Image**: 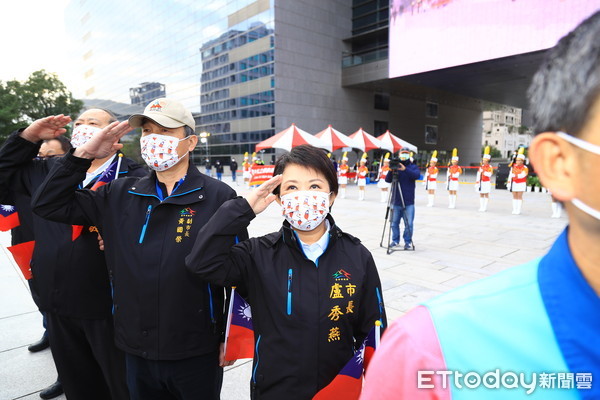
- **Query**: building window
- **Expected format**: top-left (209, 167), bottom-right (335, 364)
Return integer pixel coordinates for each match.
top-left (426, 102), bottom-right (438, 118)
top-left (374, 120), bottom-right (388, 135)
top-left (425, 125), bottom-right (438, 145)
top-left (374, 93), bottom-right (389, 110)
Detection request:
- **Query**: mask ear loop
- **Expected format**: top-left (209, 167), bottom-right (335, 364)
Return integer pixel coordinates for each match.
top-left (556, 131), bottom-right (600, 155)
top-left (556, 131), bottom-right (600, 220)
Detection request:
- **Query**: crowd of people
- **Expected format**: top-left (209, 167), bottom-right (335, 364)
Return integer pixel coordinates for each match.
top-left (1, 10), bottom-right (598, 400)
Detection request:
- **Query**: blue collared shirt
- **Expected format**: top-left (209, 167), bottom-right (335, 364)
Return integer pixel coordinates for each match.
top-left (538, 228), bottom-right (600, 400)
top-left (296, 220), bottom-right (330, 265)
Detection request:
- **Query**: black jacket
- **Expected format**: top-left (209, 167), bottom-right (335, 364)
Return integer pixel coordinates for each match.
top-left (0, 132), bottom-right (146, 318)
top-left (186, 197), bottom-right (387, 400)
top-left (32, 152), bottom-right (246, 360)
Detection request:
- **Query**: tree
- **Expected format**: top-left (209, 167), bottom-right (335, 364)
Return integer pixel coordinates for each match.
top-left (0, 70), bottom-right (83, 144)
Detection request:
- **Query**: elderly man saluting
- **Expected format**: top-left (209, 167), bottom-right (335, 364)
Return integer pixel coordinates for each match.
top-left (33, 98), bottom-right (246, 400)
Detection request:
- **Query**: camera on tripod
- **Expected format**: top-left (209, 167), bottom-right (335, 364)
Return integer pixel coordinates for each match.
top-left (388, 156), bottom-right (401, 171)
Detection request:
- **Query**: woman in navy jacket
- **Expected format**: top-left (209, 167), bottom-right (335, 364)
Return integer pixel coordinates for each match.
top-left (186, 145), bottom-right (387, 400)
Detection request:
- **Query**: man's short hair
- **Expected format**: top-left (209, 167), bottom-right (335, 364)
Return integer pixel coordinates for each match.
top-left (81, 107), bottom-right (118, 124)
top-left (44, 136), bottom-right (72, 153)
top-left (272, 145), bottom-right (339, 196)
top-left (528, 11), bottom-right (600, 137)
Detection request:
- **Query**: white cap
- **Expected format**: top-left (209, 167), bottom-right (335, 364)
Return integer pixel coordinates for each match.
top-left (129, 98), bottom-right (195, 132)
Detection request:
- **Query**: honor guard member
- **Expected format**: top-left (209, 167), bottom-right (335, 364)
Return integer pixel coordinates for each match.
top-left (357, 153), bottom-right (369, 201)
top-left (476, 146), bottom-right (494, 212)
top-left (377, 153), bottom-right (392, 203)
top-left (0, 109), bottom-right (144, 400)
top-left (446, 148), bottom-right (462, 208)
top-left (424, 150), bottom-right (439, 207)
top-left (362, 12), bottom-right (600, 399)
top-left (338, 151), bottom-right (349, 198)
top-left (32, 98), bottom-right (247, 400)
top-left (243, 152), bottom-right (251, 187)
top-left (508, 147), bottom-right (529, 214)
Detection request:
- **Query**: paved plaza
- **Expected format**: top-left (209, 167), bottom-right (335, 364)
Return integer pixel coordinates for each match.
top-left (0, 171), bottom-right (568, 399)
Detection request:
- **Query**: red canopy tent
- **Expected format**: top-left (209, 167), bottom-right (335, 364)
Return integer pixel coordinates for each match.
top-left (255, 123), bottom-right (331, 152)
top-left (377, 130), bottom-right (418, 153)
top-left (349, 128), bottom-right (390, 152)
top-left (315, 125), bottom-right (360, 151)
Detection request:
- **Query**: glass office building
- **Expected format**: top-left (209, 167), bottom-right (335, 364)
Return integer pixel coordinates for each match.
top-left (65, 0), bottom-right (597, 166)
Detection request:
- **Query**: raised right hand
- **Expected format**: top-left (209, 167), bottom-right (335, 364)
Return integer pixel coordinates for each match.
top-left (73, 121), bottom-right (132, 159)
top-left (244, 175), bottom-right (283, 215)
top-left (20, 115), bottom-right (72, 142)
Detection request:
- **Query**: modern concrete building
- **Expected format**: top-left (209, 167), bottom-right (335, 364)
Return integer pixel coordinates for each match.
top-left (65, 0), bottom-right (599, 165)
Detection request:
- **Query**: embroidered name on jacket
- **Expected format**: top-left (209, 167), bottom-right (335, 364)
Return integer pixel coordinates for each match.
top-left (175, 207), bottom-right (196, 243)
top-left (328, 269), bottom-right (357, 342)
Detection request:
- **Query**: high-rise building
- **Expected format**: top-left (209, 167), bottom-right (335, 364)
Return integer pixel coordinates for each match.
top-left (65, 0), bottom-right (598, 164)
top-left (130, 82), bottom-right (166, 105)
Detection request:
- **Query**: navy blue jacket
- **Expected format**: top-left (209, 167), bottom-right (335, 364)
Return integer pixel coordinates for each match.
top-left (385, 161), bottom-right (420, 206)
top-left (32, 152), bottom-right (246, 360)
top-left (0, 132), bottom-right (146, 317)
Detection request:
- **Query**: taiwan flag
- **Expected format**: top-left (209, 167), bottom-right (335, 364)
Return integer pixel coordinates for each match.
top-left (224, 288), bottom-right (254, 361)
top-left (312, 341), bottom-right (365, 400)
top-left (363, 321), bottom-right (381, 371)
top-left (0, 204), bottom-right (20, 232)
top-left (7, 240), bottom-right (35, 280)
top-left (313, 322), bottom-right (381, 400)
top-left (72, 155), bottom-right (122, 241)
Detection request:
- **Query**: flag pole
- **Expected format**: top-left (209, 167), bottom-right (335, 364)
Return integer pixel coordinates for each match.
top-left (223, 286), bottom-right (236, 357)
top-left (116, 153), bottom-right (124, 176)
top-left (375, 320), bottom-right (381, 349)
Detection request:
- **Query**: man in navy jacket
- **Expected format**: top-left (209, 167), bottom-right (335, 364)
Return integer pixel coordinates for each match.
top-left (385, 149), bottom-right (420, 250)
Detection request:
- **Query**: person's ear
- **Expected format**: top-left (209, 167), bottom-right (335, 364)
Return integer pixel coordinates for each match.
top-left (529, 132), bottom-right (578, 202)
top-left (187, 135), bottom-right (199, 151)
top-left (329, 192), bottom-right (337, 208)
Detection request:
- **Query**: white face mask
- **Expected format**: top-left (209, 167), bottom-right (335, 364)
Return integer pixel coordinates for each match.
top-left (140, 134), bottom-right (190, 172)
top-left (280, 190), bottom-right (330, 231)
top-left (557, 131), bottom-right (600, 220)
top-left (71, 124), bottom-right (102, 148)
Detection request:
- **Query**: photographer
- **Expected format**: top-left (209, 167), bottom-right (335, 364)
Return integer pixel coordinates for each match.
top-left (385, 149), bottom-right (420, 250)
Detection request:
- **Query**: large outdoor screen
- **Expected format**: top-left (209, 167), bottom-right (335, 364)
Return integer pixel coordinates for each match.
top-left (389, 0), bottom-right (599, 78)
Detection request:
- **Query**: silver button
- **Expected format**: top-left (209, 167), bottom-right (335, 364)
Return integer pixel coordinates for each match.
top-left (199, 195), bottom-right (204, 199)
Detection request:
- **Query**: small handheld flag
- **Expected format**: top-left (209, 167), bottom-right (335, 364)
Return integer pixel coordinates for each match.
top-left (72, 154), bottom-right (123, 241)
top-left (312, 323), bottom-right (381, 400)
top-left (0, 204), bottom-right (20, 232)
top-left (224, 287), bottom-right (254, 361)
top-left (7, 240), bottom-right (35, 280)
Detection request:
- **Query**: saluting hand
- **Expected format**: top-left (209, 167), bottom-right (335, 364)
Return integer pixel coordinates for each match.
top-left (244, 175), bottom-right (283, 215)
top-left (73, 121), bottom-right (132, 160)
top-left (20, 115), bottom-right (72, 142)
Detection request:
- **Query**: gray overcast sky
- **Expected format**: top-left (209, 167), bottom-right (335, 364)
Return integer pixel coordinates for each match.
top-left (1, 0), bottom-right (83, 96)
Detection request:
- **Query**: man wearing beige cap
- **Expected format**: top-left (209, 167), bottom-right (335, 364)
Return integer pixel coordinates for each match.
top-left (33, 98), bottom-right (246, 399)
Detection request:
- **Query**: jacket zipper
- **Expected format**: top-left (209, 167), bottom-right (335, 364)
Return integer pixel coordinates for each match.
top-left (287, 269), bottom-right (293, 315)
top-left (139, 204), bottom-right (152, 244)
top-left (207, 284), bottom-right (216, 332)
top-left (252, 334), bottom-right (262, 384)
top-left (376, 287), bottom-right (384, 327)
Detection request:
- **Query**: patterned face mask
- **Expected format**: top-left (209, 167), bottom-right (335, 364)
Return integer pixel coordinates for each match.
top-left (140, 134), bottom-right (190, 172)
top-left (71, 124), bottom-right (102, 148)
top-left (280, 190), bottom-right (330, 231)
top-left (557, 131), bottom-right (600, 221)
